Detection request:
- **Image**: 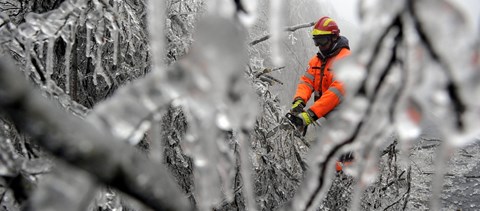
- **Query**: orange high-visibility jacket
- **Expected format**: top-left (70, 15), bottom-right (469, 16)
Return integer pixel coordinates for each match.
top-left (294, 48), bottom-right (350, 119)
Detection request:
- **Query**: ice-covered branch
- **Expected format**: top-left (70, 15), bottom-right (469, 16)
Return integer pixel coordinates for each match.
top-left (284, 22), bottom-right (316, 32)
top-left (249, 21), bottom-right (315, 46)
top-left (0, 58), bottom-right (191, 211)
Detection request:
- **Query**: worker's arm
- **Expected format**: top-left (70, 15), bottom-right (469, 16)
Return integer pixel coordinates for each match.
top-left (308, 79), bottom-right (344, 119)
top-left (293, 65), bottom-right (315, 103)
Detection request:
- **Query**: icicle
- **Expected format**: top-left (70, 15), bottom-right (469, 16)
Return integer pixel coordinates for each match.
top-left (125, 10), bottom-right (134, 56)
top-left (112, 0), bottom-right (119, 66)
top-left (186, 115), bottom-right (223, 211)
top-left (86, 24), bottom-right (93, 58)
top-left (64, 40), bottom-right (72, 94)
top-left (148, 0), bottom-right (166, 72)
top-left (93, 45), bottom-right (100, 86)
top-left (238, 131), bottom-right (258, 211)
top-left (38, 41), bottom-right (45, 59)
top-left (95, 16), bottom-right (105, 45)
top-left (145, 0), bottom-right (166, 162)
top-left (78, 4), bottom-right (87, 27)
top-left (64, 24), bottom-right (76, 95)
top-left (94, 44), bottom-right (111, 87)
top-left (429, 139), bottom-right (453, 211)
top-left (46, 37), bottom-right (55, 83)
top-left (88, 7), bottom-right (111, 87)
top-left (24, 39), bottom-right (33, 79)
top-left (270, 0), bottom-right (283, 66)
top-left (217, 136), bottom-right (235, 202)
top-left (149, 112), bottom-right (166, 162)
top-left (396, 13), bottom-right (423, 165)
top-left (169, 16), bottom-right (254, 211)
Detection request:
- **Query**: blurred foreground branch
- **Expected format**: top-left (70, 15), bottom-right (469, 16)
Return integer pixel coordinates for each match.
top-left (0, 58), bottom-right (191, 211)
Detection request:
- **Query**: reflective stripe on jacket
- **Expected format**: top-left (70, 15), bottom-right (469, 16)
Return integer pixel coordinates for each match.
top-left (294, 48), bottom-right (350, 119)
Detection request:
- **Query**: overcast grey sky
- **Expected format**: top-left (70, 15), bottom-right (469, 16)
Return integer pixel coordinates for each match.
top-left (329, 0), bottom-right (359, 25)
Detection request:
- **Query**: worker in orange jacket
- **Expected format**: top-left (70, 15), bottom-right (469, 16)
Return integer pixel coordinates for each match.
top-left (290, 16), bottom-right (353, 171)
top-left (290, 16), bottom-right (350, 131)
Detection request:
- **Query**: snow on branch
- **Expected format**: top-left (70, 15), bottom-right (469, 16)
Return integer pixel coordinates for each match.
top-left (0, 58), bottom-right (191, 211)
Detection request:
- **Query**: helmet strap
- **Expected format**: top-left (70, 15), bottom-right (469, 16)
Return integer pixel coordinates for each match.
top-left (317, 49), bottom-right (326, 60)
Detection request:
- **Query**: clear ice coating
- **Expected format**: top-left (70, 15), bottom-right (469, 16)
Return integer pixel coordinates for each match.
top-left (1, 0), bottom-right (480, 210)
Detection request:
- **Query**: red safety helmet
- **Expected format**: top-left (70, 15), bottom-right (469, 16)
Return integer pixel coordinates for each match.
top-left (312, 16), bottom-right (340, 36)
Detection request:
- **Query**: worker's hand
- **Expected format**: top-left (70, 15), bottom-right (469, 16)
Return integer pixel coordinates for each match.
top-left (290, 99), bottom-right (305, 115)
top-left (297, 111), bottom-right (314, 126)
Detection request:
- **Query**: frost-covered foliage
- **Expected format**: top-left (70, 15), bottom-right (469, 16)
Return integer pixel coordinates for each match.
top-left (1, 0), bottom-right (480, 210)
top-left (247, 63), bottom-right (310, 210)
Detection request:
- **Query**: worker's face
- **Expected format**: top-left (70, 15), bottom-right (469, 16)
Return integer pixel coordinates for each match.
top-left (313, 35), bottom-right (334, 51)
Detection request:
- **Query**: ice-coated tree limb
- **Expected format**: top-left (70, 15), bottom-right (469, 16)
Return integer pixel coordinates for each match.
top-left (284, 22), bottom-right (316, 32)
top-left (249, 21), bottom-right (315, 46)
top-left (0, 58), bottom-right (191, 211)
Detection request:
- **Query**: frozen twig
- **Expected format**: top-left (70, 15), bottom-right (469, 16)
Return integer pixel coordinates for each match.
top-left (254, 66), bottom-right (285, 78)
top-left (420, 137), bottom-right (442, 142)
top-left (378, 166), bottom-right (411, 210)
top-left (249, 21), bottom-right (315, 46)
top-left (422, 172), bottom-right (480, 179)
top-left (259, 74), bottom-right (284, 85)
top-left (381, 190), bottom-right (409, 210)
top-left (284, 22), bottom-right (316, 32)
